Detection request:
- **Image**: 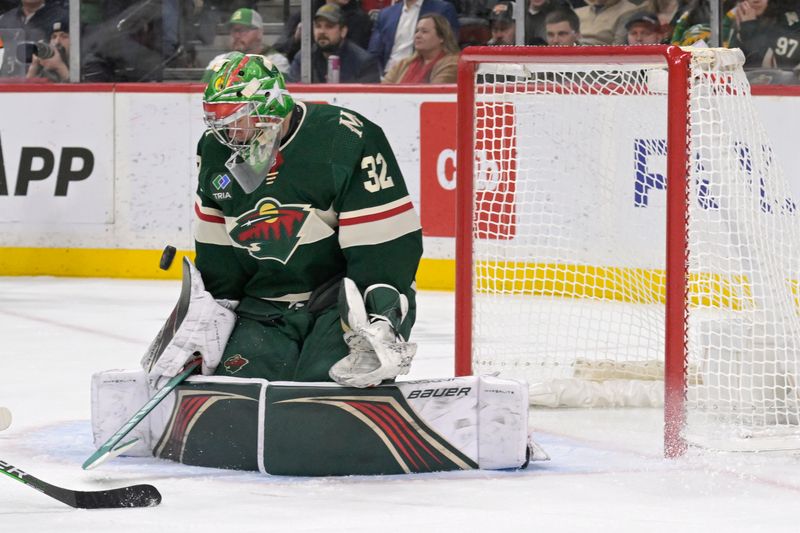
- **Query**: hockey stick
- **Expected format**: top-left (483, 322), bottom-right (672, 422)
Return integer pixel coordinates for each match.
top-left (0, 459), bottom-right (161, 508)
top-left (82, 358), bottom-right (201, 471)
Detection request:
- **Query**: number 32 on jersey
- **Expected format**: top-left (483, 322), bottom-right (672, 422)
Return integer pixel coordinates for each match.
top-left (361, 153), bottom-right (394, 193)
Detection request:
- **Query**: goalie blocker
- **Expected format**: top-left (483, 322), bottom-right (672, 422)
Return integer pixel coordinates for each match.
top-left (91, 371), bottom-right (538, 475)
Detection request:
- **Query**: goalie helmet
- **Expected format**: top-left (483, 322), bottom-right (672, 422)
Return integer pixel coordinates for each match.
top-left (202, 53), bottom-right (295, 193)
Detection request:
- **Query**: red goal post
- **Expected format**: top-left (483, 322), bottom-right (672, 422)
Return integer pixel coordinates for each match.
top-left (455, 45), bottom-right (800, 457)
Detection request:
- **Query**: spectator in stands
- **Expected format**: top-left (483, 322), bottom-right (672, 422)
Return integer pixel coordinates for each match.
top-left (575, 0), bottom-right (641, 44)
top-left (526, 0), bottom-right (574, 44)
top-left (382, 13), bottom-right (458, 83)
top-left (78, 0), bottom-right (190, 68)
top-left (625, 12), bottom-right (665, 44)
top-left (670, 0), bottom-right (735, 46)
top-left (275, 0), bottom-right (323, 63)
top-left (203, 8), bottom-right (289, 81)
top-left (0, 0), bottom-right (65, 42)
top-left (545, 8), bottom-right (583, 45)
top-left (287, 3), bottom-right (380, 83)
top-left (488, 1), bottom-right (516, 45)
top-left (333, 0), bottom-right (374, 51)
top-left (81, 0), bottom-right (167, 82)
top-left (762, 2), bottom-right (800, 70)
top-left (729, 0), bottom-right (786, 68)
top-left (276, 0), bottom-right (373, 63)
top-left (368, 0), bottom-right (459, 75)
top-left (635, 0), bottom-right (685, 39)
top-left (25, 17), bottom-right (67, 81)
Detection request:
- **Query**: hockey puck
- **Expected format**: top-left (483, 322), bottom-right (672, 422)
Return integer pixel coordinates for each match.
top-left (159, 245), bottom-right (177, 270)
top-left (0, 407), bottom-right (12, 431)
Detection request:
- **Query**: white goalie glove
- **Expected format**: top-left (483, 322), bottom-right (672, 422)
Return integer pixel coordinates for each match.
top-left (141, 258), bottom-right (237, 386)
top-left (329, 278), bottom-right (417, 388)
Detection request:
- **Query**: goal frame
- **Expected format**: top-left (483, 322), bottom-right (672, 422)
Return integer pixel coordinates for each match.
top-left (454, 45), bottom-right (694, 457)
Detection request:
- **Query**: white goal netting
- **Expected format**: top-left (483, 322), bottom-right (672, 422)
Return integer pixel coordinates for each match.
top-left (464, 48), bottom-right (800, 451)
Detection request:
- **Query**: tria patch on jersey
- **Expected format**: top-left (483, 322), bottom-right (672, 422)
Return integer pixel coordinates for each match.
top-left (230, 197), bottom-right (311, 263)
top-left (211, 174), bottom-right (233, 200)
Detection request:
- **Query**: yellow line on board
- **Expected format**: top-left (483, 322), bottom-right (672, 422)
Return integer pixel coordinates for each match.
top-left (0, 249), bottom-right (756, 310)
top-left (416, 258), bottom-right (455, 291)
top-left (0, 248), bottom-right (194, 279)
top-left (0, 249), bottom-right (455, 288)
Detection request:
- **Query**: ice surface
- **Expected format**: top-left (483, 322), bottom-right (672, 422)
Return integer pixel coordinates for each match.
top-left (0, 277), bottom-right (798, 532)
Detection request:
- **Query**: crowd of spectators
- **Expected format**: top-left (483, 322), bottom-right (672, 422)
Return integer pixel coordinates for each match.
top-left (0, 0), bottom-right (798, 84)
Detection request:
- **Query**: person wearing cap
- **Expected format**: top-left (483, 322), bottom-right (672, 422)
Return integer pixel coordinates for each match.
top-left (625, 12), bottom-right (664, 44)
top-left (203, 8), bottom-right (289, 82)
top-left (287, 3), bottom-right (380, 83)
top-left (277, 0), bottom-right (373, 63)
top-left (25, 17), bottom-right (68, 82)
top-left (0, 1), bottom-right (66, 44)
top-left (488, 2), bottom-right (516, 45)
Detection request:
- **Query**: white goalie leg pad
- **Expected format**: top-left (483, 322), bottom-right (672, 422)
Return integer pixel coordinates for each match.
top-left (477, 376), bottom-right (535, 469)
top-left (91, 369), bottom-right (155, 456)
top-left (144, 260), bottom-right (237, 384)
top-left (398, 375), bottom-right (538, 469)
top-left (91, 369), bottom-right (177, 456)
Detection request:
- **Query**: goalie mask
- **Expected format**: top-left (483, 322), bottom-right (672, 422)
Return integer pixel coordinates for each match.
top-left (203, 53), bottom-right (295, 193)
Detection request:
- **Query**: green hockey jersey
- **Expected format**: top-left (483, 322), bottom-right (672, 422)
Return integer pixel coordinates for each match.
top-left (194, 102), bottom-right (422, 329)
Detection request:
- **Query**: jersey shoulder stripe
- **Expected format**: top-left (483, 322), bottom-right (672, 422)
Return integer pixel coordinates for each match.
top-left (339, 198), bottom-right (415, 226)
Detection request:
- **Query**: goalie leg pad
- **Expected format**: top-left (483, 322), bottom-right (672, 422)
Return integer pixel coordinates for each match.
top-left (124, 374), bottom-right (537, 474)
top-left (90, 369), bottom-right (176, 456)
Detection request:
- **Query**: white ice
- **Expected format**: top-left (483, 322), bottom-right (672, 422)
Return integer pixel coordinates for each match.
top-left (0, 276), bottom-right (799, 532)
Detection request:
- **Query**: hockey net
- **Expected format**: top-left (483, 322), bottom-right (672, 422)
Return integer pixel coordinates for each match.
top-left (455, 46), bottom-right (800, 454)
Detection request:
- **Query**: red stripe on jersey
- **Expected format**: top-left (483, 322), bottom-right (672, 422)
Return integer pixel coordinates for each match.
top-left (194, 202), bottom-right (225, 224)
top-left (339, 201), bottom-right (414, 226)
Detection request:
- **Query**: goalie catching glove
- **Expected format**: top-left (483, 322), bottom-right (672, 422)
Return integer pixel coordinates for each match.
top-left (329, 278), bottom-right (417, 388)
top-left (141, 258), bottom-right (237, 386)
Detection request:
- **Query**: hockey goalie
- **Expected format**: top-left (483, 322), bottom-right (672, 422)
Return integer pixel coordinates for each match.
top-left (91, 53), bottom-right (543, 475)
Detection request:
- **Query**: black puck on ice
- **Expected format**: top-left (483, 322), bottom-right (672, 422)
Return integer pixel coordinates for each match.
top-left (159, 245), bottom-right (177, 270)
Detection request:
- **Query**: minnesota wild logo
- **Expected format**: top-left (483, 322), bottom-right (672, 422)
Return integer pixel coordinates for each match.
top-left (230, 197), bottom-right (310, 262)
top-left (223, 354), bottom-right (249, 374)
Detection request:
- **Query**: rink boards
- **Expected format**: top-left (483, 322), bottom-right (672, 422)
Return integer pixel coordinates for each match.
top-left (1, 84), bottom-right (799, 290)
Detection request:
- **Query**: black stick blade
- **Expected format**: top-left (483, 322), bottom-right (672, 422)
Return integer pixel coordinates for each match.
top-left (2, 458), bottom-right (162, 509)
top-left (72, 484), bottom-right (162, 509)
